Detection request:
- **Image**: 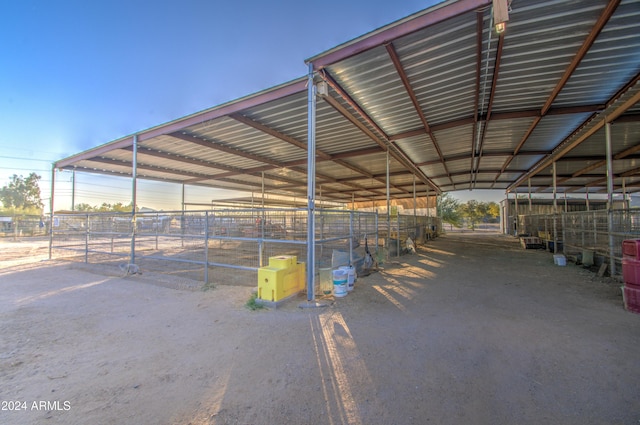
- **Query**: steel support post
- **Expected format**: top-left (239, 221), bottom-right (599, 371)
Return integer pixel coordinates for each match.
top-left (513, 188), bottom-right (520, 237)
top-left (606, 121), bottom-right (616, 276)
top-left (581, 213), bottom-right (585, 249)
top-left (586, 191), bottom-right (590, 211)
top-left (413, 174), bottom-right (417, 219)
top-left (562, 212), bottom-right (566, 255)
top-left (528, 178), bottom-right (532, 212)
top-left (553, 161), bottom-right (558, 254)
top-left (305, 63), bottom-right (317, 302)
top-left (181, 184), bottom-right (185, 248)
top-left (386, 149), bottom-right (390, 262)
top-left (85, 213), bottom-right (89, 263)
top-left (349, 211), bottom-right (354, 266)
top-left (375, 213), bottom-right (379, 258)
top-left (130, 134), bottom-right (138, 265)
top-left (48, 166), bottom-right (55, 260)
top-left (71, 169), bottom-right (76, 211)
top-left (204, 211), bottom-right (209, 284)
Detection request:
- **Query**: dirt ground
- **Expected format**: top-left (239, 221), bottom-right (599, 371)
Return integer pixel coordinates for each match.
top-left (1, 232), bottom-right (639, 425)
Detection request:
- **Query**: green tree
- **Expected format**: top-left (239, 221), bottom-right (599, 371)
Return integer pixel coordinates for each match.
top-left (75, 203), bottom-right (96, 212)
top-left (96, 202), bottom-right (135, 212)
top-left (437, 193), bottom-right (462, 229)
top-left (486, 201), bottom-right (500, 221)
top-left (0, 173), bottom-right (44, 214)
top-left (72, 202), bottom-right (135, 212)
top-left (458, 199), bottom-right (485, 230)
top-left (457, 200), bottom-right (501, 229)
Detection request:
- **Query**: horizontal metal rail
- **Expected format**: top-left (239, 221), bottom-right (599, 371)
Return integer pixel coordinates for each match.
top-left (518, 208), bottom-right (640, 276)
top-left (49, 208), bottom-right (441, 285)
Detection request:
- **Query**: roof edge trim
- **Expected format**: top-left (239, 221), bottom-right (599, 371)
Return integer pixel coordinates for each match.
top-left (138, 77), bottom-right (307, 142)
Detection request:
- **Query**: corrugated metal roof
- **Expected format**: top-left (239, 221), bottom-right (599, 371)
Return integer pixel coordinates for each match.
top-left (54, 0), bottom-right (640, 203)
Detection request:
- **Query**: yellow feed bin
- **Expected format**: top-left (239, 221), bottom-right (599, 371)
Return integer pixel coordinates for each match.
top-left (268, 255), bottom-right (298, 269)
top-left (257, 255), bottom-right (305, 305)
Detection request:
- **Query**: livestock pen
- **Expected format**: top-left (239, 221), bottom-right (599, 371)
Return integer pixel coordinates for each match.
top-left (49, 207), bottom-right (442, 288)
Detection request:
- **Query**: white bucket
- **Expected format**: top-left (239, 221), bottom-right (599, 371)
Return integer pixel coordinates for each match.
top-left (332, 269), bottom-right (348, 297)
top-left (340, 266), bottom-right (356, 291)
top-left (553, 254), bottom-right (566, 266)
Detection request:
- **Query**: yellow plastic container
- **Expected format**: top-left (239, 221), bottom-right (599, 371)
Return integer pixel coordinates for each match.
top-left (257, 262), bottom-right (304, 302)
top-left (268, 255), bottom-right (297, 269)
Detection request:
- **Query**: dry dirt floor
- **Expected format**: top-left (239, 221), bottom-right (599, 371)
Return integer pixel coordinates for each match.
top-left (1, 232), bottom-right (639, 425)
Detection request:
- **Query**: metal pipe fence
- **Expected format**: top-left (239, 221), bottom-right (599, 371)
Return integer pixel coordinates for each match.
top-left (49, 208), bottom-right (442, 286)
top-left (518, 213), bottom-right (563, 253)
top-left (380, 214), bottom-right (442, 257)
top-left (519, 208), bottom-right (640, 276)
top-left (0, 215), bottom-right (48, 238)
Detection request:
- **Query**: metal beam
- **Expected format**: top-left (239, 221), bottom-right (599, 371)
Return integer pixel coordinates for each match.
top-left (229, 113), bottom-right (332, 161)
top-left (543, 0), bottom-right (621, 116)
top-left (509, 81), bottom-right (640, 191)
top-left (386, 42), bottom-right (451, 184)
top-left (474, 33), bottom-right (505, 188)
top-left (319, 71), bottom-right (440, 192)
top-left (499, 0), bottom-right (620, 190)
top-left (472, 11), bottom-right (484, 185)
top-left (170, 132), bottom-right (285, 168)
top-left (307, 0), bottom-right (491, 69)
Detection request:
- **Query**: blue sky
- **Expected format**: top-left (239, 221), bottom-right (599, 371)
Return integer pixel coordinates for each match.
top-left (1, 0), bottom-right (507, 210)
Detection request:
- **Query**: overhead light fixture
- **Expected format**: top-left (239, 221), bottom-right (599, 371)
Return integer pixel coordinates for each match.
top-left (316, 81), bottom-right (328, 97)
top-left (493, 0), bottom-right (510, 34)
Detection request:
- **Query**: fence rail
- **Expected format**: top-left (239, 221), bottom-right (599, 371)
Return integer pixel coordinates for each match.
top-left (0, 215), bottom-right (47, 238)
top-left (518, 208), bottom-right (640, 276)
top-left (49, 208), bottom-right (442, 286)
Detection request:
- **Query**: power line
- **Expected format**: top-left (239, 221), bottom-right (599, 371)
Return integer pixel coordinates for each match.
top-left (0, 166), bottom-right (52, 172)
top-left (0, 155), bottom-right (56, 163)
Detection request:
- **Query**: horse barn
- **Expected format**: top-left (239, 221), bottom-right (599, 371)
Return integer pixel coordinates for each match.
top-left (48, 0), bottom-right (640, 303)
